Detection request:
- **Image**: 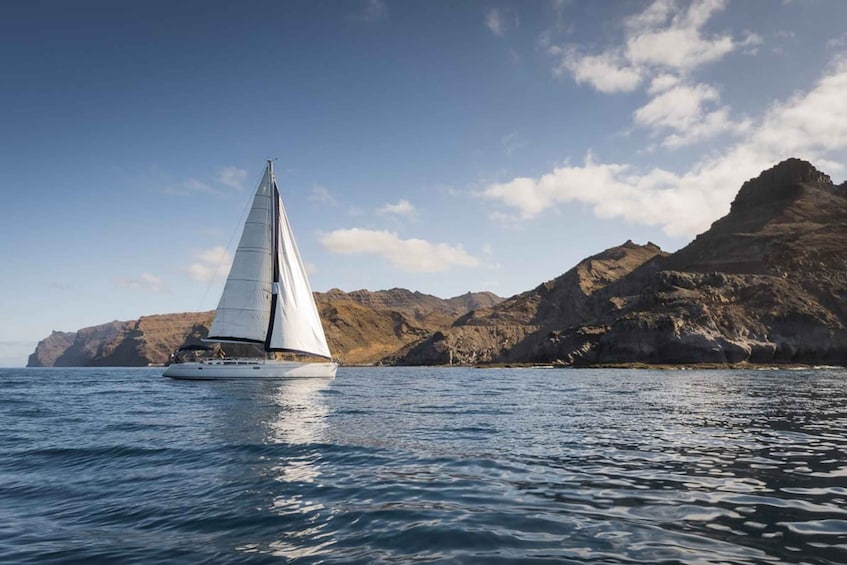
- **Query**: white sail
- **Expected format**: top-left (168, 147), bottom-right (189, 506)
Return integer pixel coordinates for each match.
top-left (206, 162), bottom-right (331, 359)
top-left (206, 168), bottom-right (274, 344)
top-left (166, 161), bottom-right (337, 379)
top-left (267, 180), bottom-right (332, 359)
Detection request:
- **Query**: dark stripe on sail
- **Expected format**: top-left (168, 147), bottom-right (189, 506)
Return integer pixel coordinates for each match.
top-left (264, 292), bottom-right (278, 352)
top-left (272, 182), bottom-right (281, 286)
top-left (263, 177), bottom-right (282, 353)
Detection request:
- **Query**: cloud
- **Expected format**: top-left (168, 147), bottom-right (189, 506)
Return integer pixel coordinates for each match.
top-left (547, 1), bottom-right (761, 150)
top-left (659, 107), bottom-right (751, 149)
top-left (485, 7), bottom-right (518, 36)
top-left (648, 73), bottom-right (682, 94)
top-left (376, 199), bottom-right (416, 218)
top-left (216, 166), bottom-right (248, 191)
top-left (161, 165), bottom-right (249, 196)
top-left (550, 0), bottom-right (755, 93)
top-left (624, 6), bottom-right (735, 70)
top-left (187, 246), bottom-right (233, 283)
top-left (161, 178), bottom-right (216, 196)
top-left (310, 184), bottom-right (338, 206)
top-left (320, 229), bottom-right (479, 272)
top-left (634, 82), bottom-right (750, 148)
top-left (485, 8), bottom-right (505, 36)
top-left (827, 33), bottom-right (847, 52)
top-left (554, 49), bottom-right (642, 93)
top-left (350, 0), bottom-right (387, 22)
top-left (115, 272), bottom-right (166, 293)
top-left (481, 55), bottom-right (847, 237)
top-left (502, 131), bottom-right (528, 156)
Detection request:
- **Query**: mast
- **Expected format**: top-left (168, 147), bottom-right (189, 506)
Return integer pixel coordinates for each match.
top-left (264, 159), bottom-right (280, 353)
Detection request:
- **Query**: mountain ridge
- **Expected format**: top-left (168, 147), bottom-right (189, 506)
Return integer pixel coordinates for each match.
top-left (390, 157), bottom-right (847, 366)
top-left (28, 291), bottom-right (503, 367)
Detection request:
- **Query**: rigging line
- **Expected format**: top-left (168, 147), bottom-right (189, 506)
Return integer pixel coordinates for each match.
top-left (196, 166), bottom-right (267, 313)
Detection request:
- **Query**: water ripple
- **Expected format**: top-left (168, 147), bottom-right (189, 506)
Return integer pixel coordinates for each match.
top-left (1, 367), bottom-right (847, 563)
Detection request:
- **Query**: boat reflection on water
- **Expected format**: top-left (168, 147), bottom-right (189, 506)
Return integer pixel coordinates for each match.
top-left (250, 378), bottom-right (338, 560)
top-left (260, 377), bottom-right (330, 485)
top-left (261, 377), bottom-right (331, 447)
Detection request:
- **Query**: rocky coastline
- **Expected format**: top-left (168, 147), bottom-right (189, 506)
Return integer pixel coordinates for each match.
top-left (29, 159), bottom-right (847, 368)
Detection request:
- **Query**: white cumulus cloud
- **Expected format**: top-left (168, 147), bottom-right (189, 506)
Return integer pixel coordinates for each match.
top-left (547, 0), bottom-right (762, 150)
top-left (648, 73), bottom-right (682, 94)
top-left (634, 83), bottom-right (750, 148)
top-left (376, 199), bottom-right (416, 218)
top-left (551, 0), bottom-right (746, 93)
top-left (636, 83), bottom-right (720, 125)
top-left (554, 49), bottom-right (643, 93)
top-left (320, 229), bottom-right (479, 272)
top-left (623, 0), bottom-right (738, 70)
top-left (481, 55), bottom-right (847, 237)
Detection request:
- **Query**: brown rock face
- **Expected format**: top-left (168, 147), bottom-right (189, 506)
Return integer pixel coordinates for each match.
top-left (319, 299), bottom-right (433, 365)
top-left (54, 321), bottom-right (132, 366)
top-left (391, 158), bottom-right (847, 366)
top-left (317, 288), bottom-right (502, 320)
top-left (667, 158), bottom-right (847, 275)
top-left (391, 241), bottom-right (665, 365)
top-left (27, 331), bottom-right (77, 367)
top-left (96, 312), bottom-right (216, 366)
top-left (28, 292), bottom-right (503, 367)
top-left (394, 240), bottom-right (667, 366)
top-left (29, 313), bottom-right (214, 367)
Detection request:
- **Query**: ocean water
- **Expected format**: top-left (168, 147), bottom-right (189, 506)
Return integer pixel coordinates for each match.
top-left (1, 367), bottom-right (847, 564)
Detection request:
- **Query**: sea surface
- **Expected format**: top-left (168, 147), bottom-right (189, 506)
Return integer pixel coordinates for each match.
top-left (1, 367), bottom-right (847, 564)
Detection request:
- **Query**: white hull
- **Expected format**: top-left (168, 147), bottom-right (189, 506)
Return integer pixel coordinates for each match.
top-left (163, 358), bottom-right (337, 380)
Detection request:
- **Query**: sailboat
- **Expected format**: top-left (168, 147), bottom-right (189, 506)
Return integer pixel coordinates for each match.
top-left (164, 160), bottom-right (338, 380)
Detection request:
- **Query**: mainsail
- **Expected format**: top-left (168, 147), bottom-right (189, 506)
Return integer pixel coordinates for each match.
top-left (206, 162), bottom-right (332, 359)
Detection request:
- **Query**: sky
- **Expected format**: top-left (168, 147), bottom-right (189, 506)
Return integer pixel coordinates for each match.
top-left (2, 0), bottom-right (847, 366)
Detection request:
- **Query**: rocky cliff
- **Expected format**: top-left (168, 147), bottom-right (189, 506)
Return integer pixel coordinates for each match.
top-left (29, 313), bottom-right (215, 367)
top-left (28, 330), bottom-right (77, 367)
top-left (388, 240), bottom-right (668, 365)
top-left (390, 158), bottom-right (847, 366)
top-left (317, 288), bottom-right (502, 320)
top-left (28, 291), bottom-right (503, 367)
